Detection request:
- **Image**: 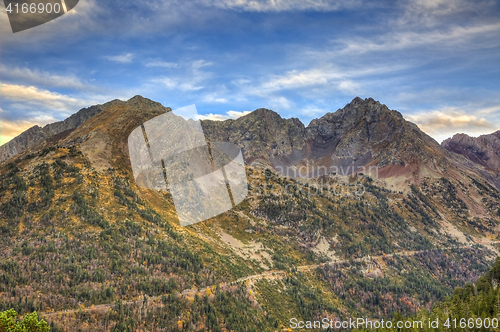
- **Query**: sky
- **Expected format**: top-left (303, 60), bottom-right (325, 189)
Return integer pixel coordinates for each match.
top-left (0, 0), bottom-right (499, 145)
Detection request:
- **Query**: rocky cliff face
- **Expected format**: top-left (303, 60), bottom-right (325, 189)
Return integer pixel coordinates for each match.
top-left (442, 131), bottom-right (500, 171)
top-left (203, 97), bottom-right (450, 179)
top-left (201, 108), bottom-right (308, 166)
top-left (0, 105), bottom-right (104, 162)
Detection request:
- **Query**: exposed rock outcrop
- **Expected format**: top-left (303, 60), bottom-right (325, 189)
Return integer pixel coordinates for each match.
top-left (442, 131), bottom-right (500, 171)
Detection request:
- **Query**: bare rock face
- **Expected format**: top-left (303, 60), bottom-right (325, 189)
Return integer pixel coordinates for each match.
top-left (203, 97), bottom-right (449, 179)
top-left (201, 108), bottom-right (307, 167)
top-left (442, 131), bottom-right (500, 171)
top-left (304, 97), bottom-right (448, 174)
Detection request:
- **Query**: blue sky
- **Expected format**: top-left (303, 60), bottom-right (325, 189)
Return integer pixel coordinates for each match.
top-left (0, 0), bottom-right (499, 145)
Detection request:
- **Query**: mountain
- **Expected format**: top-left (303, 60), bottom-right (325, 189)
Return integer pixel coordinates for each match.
top-left (0, 96), bottom-right (499, 331)
top-left (0, 105), bottom-right (104, 162)
top-left (203, 97), bottom-right (451, 181)
top-left (2, 96), bottom-right (494, 187)
top-left (442, 131), bottom-right (500, 171)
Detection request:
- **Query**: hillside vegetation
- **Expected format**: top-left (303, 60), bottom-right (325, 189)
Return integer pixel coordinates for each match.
top-left (0, 97), bottom-right (499, 331)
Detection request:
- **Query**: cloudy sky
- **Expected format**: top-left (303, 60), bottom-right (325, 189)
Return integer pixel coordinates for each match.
top-left (0, 0), bottom-right (499, 145)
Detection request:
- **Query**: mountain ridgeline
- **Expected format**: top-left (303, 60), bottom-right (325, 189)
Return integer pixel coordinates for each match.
top-left (3, 96), bottom-right (496, 185)
top-left (0, 96), bottom-right (499, 331)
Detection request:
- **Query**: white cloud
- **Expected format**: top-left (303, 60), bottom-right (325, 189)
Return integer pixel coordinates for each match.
top-left (398, 0), bottom-right (494, 28)
top-left (197, 110), bottom-right (251, 121)
top-left (227, 110), bottom-right (251, 118)
top-left (241, 66), bottom-right (367, 101)
top-left (203, 94), bottom-right (228, 103)
top-left (299, 106), bottom-right (328, 118)
top-left (106, 53), bottom-right (134, 63)
top-left (407, 108), bottom-right (498, 142)
top-left (0, 65), bottom-right (95, 91)
top-left (192, 59), bottom-right (213, 69)
top-left (268, 96), bottom-right (294, 110)
top-left (338, 80), bottom-right (360, 94)
top-left (0, 83), bottom-right (87, 111)
top-left (155, 77), bottom-right (204, 91)
top-left (205, 0), bottom-right (361, 12)
top-left (262, 69), bottom-right (332, 90)
top-left (475, 104), bottom-right (500, 117)
top-left (145, 61), bottom-right (178, 68)
top-left (149, 59), bottom-right (213, 92)
top-left (339, 22), bottom-right (500, 55)
top-left (0, 114), bottom-right (58, 146)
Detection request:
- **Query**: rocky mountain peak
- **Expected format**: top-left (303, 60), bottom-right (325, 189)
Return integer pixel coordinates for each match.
top-left (126, 95), bottom-right (160, 107)
top-left (442, 131), bottom-right (500, 171)
top-left (343, 96), bottom-right (403, 119)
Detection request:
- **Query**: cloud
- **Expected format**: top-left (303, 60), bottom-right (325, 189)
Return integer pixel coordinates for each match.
top-left (144, 61), bottom-right (178, 68)
top-left (236, 65), bottom-right (367, 103)
top-left (398, 0), bottom-right (495, 28)
top-left (106, 53), bottom-right (134, 63)
top-left (407, 108), bottom-right (498, 142)
top-left (197, 110), bottom-right (251, 121)
top-left (203, 94), bottom-right (228, 103)
top-left (0, 83), bottom-right (87, 112)
top-left (262, 69), bottom-right (332, 90)
top-left (149, 59), bottom-right (213, 92)
top-left (339, 22), bottom-right (500, 55)
top-left (155, 78), bottom-right (204, 91)
top-left (0, 65), bottom-right (95, 91)
top-left (299, 106), bottom-right (328, 118)
top-left (205, 0), bottom-right (361, 12)
top-left (267, 96), bottom-right (294, 110)
top-left (0, 114), bottom-right (57, 146)
top-left (192, 59), bottom-right (213, 69)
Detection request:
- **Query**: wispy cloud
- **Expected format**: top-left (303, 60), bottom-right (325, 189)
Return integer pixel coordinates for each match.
top-left (144, 61), bottom-right (178, 68)
top-left (339, 22), bottom-right (500, 55)
top-left (0, 111), bottom-right (58, 146)
top-left (149, 59), bottom-right (213, 92)
top-left (407, 108), bottom-right (498, 142)
top-left (0, 83), bottom-right (87, 111)
top-left (106, 53), bottom-right (135, 63)
top-left (197, 109), bottom-right (251, 121)
top-left (299, 106), bottom-right (329, 118)
top-left (203, 94), bottom-right (228, 103)
top-left (0, 65), bottom-right (95, 91)
top-left (397, 0), bottom-right (495, 28)
top-left (205, 0), bottom-right (362, 12)
top-left (155, 78), bottom-right (204, 91)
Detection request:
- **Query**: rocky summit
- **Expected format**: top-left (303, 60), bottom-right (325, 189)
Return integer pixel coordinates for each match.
top-left (442, 131), bottom-right (500, 171)
top-left (203, 97), bottom-right (451, 181)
